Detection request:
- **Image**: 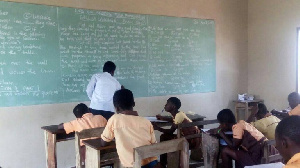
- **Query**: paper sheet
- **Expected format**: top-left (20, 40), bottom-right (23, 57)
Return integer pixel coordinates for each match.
top-left (145, 117), bottom-right (168, 122)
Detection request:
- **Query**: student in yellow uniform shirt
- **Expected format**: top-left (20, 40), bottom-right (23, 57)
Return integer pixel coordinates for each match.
top-left (247, 103), bottom-right (280, 140)
top-left (100, 89), bottom-right (159, 168)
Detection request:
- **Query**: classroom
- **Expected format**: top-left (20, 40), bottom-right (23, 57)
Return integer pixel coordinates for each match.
top-left (0, 0), bottom-right (298, 167)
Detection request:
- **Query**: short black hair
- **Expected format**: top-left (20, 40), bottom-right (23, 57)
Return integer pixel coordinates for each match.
top-left (73, 103), bottom-right (89, 118)
top-left (256, 103), bottom-right (268, 116)
top-left (288, 92), bottom-right (300, 102)
top-left (276, 116), bottom-right (300, 144)
top-left (217, 109), bottom-right (236, 124)
top-left (103, 61), bottom-right (116, 73)
top-left (168, 97), bottom-right (181, 109)
top-left (113, 89), bottom-right (135, 110)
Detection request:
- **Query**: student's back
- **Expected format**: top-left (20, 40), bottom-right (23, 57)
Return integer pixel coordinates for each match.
top-left (102, 113), bottom-right (156, 167)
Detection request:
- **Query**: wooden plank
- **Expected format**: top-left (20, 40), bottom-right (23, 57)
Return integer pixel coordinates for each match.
top-left (77, 127), bottom-right (104, 139)
top-left (134, 138), bottom-right (187, 159)
top-left (177, 119), bottom-right (218, 129)
top-left (134, 138), bottom-right (189, 168)
top-left (85, 145), bottom-right (100, 168)
top-left (41, 125), bottom-right (74, 142)
top-left (44, 130), bottom-right (57, 168)
top-left (83, 138), bottom-right (116, 150)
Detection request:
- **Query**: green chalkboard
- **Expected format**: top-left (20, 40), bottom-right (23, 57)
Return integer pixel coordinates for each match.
top-left (0, 1), bottom-right (216, 107)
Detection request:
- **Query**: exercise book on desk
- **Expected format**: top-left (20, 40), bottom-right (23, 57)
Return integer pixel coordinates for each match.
top-left (145, 117), bottom-right (168, 122)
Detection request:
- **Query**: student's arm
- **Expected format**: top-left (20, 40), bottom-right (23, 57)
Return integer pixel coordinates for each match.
top-left (246, 106), bottom-right (258, 123)
top-left (156, 115), bottom-right (173, 122)
top-left (58, 123), bottom-right (64, 130)
top-left (86, 75), bottom-right (96, 100)
top-left (100, 138), bottom-right (109, 147)
top-left (218, 131), bottom-right (242, 149)
top-left (152, 123), bottom-right (177, 134)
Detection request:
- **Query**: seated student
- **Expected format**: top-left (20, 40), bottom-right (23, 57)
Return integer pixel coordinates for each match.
top-left (100, 89), bottom-right (159, 168)
top-left (211, 109), bottom-right (267, 168)
top-left (275, 116), bottom-right (300, 168)
top-left (58, 103), bottom-right (107, 163)
top-left (272, 92), bottom-right (300, 118)
top-left (152, 97), bottom-right (201, 167)
top-left (246, 103), bottom-right (280, 140)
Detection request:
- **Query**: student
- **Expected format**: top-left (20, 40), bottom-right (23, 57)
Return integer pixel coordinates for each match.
top-left (86, 61), bottom-right (122, 120)
top-left (153, 97), bottom-right (201, 167)
top-left (58, 103), bottom-right (107, 163)
top-left (272, 92), bottom-right (300, 118)
top-left (275, 116), bottom-right (300, 168)
top-left (100, 89), bottom-right (159, 168)
top-left (246, 103), bottom-right (280, 140)
top-left (211, 109), bottom-right (267, 168)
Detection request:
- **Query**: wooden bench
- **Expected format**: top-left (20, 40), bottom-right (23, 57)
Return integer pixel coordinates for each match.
top-left (133, 137), bottom-right (189, 168)
top-left (261, 140), bottom-right (283, 164)
top-left (77, 127), bottom-right (120, 168)
top-left (177, 119), bottom-right (219, 168)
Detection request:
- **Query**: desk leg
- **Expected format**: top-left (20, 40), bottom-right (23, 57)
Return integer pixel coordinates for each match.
top-left (167, 151), bottom-right (180, 168)
top-left (85, 145), bottom-right (100, 168)
top-left (44, 131), bottom-right (57, 168)
top-left (235, 104), bottom-right (239, 121)
top-left (202, 133), bottom-right (219, 168)
top-left (245, 102), bottom-right (249, 120)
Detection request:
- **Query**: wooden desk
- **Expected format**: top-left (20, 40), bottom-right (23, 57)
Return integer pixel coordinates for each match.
top-left (41, 125), bottom-right (75, 168)
top-left (233, 99), bottom-right (264, 121)
top-left (83, 138), bottom-right (119, 168)
top-left (154, 114), bottom-right (206, 127)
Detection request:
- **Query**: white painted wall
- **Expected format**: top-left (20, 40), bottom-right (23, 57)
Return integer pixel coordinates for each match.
top-left (0, 0), bottom-right (248, 167)
top-left (248, 0), bottom-right (300, 110)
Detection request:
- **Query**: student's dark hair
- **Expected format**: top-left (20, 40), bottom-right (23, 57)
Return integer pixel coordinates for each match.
top-left (288, 92), bottom-right (300, 102)
top-left (113, 89), bottom-right (135, 110)
top-left (168, 97), bottom-right (181, 109)
top-left (217, 109), bottom-right (236, 124)
top-left (73, 103), bottom-right (89, 118)
top-left (103, 61), bottom-right (116, 73)
top-left (256, 103), bottom-right (268, 116)
top-left (276, 116), bottom-right (300, 144)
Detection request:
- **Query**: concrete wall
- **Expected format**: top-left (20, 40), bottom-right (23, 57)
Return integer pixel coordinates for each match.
top-left (0, 0), bottom-right (248, 167)
top-left (248, 0), bottom-right (300, 110)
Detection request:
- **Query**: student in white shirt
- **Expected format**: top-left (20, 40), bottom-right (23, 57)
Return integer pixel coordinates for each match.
top-left (86, 61), bottom-right (122, 120)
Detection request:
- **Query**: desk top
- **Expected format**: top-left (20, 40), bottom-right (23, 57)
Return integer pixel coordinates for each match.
top-left (233, 99), bottom-right (264, 103)
top-left (41, 114), bottom-right (205, 140)
top-left (41, 125), bottom-right (75, 141)
top-left (83, 138), bottom-right (116, 150)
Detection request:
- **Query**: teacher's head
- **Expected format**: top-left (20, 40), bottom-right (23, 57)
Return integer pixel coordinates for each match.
top-left (103, 61), bottom-right (116, 76)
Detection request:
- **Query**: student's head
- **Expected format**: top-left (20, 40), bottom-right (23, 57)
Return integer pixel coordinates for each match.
top-left (288, 92), bottom-right (300, 109)
top-left (275, 116), bottom-right (300, 163)
top-left (217, 109), bottom-right (237, 131)
top-left (113, 89), bottom-right (135, 112)
top-left (164, 97), bottom-right (181, 112)
top-left (73, 103), bottom-right (89, 118)
top-left (256, 103), bottom-right (268, 120)
top-left (103, 61), bottom-right (116, 75)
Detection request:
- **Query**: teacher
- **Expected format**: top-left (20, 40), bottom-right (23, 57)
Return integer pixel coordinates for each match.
top-left (86, 61), bottom-right (122, 120)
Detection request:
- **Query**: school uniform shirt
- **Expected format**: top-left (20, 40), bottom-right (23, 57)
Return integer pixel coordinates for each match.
top-left (101, 113), bottom-right (157, 167)
top-left (63, 113), bottom-right (107, 145)
top-left (86, 72), bottom-right (121, 112)
top-left (284, 153), bottom-right (300, 168)
top-left (250, 115), bottom-right (280, 140)
top-left (173, 111), bottom-right (201, 149)
top-left (288, 104), bottom-right (300, 116)
top-left (232, 120), bottom-right (267, 163)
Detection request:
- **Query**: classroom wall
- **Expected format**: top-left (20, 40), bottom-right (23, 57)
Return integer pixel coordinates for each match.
top-left (0, 0), bottom-right (248, 167)
top-left (248, 0), bottom-right (300, 110)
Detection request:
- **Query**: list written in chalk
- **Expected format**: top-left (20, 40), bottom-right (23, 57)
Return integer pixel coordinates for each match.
top-left (0, 1), bottom-right (216, 107)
